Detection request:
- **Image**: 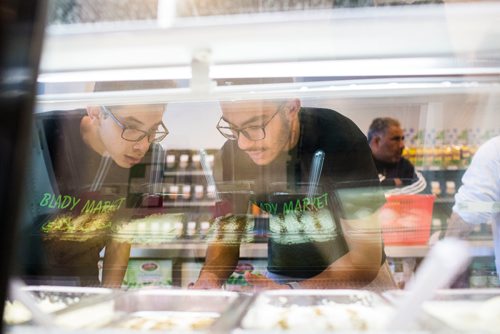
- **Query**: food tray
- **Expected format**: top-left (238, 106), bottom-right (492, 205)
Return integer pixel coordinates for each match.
top-left (229, 290), bottom-right (399, 333)
top-left (4, 285), bottom-right (114, 326)
top-left (384, 289), bottom-right (500, 334)
top-left (383, 289), bottom-right (500, 333)
top-left (55, 289), bottom-right (245, 332)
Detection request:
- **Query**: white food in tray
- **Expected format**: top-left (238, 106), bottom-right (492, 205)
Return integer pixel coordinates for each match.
top-left (241, 299), bottom-right (394, 331)
top-left (422, 296), bottom-right (500, 333)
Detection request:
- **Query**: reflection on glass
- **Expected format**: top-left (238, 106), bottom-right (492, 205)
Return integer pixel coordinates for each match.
top-left (205, 181), bottom-right (255, 244)
top-left (265, 182), bottom-right (338, 278)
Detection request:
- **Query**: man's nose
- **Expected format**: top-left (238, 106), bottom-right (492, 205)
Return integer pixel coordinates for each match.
top-left (133, 136), bottom-right (150, 153)
top-left (237, 133), bottom-right (255, 150)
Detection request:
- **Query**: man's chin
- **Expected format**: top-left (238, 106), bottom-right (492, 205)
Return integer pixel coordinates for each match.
top-left (245, 151), bottom-right (269, 165)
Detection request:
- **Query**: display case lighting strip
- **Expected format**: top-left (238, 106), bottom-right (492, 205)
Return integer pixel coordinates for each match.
top-left (37, 57), bottom-right (500, 84)
top-left (36, 78), bottom-right (500, 111)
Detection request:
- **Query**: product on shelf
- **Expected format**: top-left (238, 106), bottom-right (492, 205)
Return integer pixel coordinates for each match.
top-left (430, 181), bottom-right (441, 196)
top-left (206, 185), bottom-right (217, 199)
top-left (182, 184), bottom-right (192, 199)
top-left (191, 154), bottom-right (201, 169)
top-left (166, 154), bottom-right (176, 169)
top-left (445, 181), bottom-right (456, 196)
top-left (168, 184), bottom-right (180, 200)
top-left (179, 154), bottom-right (190, 169)
top-left (123, 260), bottom-right (173, 288)
top-left (194, 185), bottom-right (205, 199)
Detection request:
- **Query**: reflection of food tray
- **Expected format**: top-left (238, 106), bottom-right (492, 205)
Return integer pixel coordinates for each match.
top-left (384, 289), bottom-right (500, 333)
top-left (40, 213), bottom-right (113, 242)
top-left (204, 214), bottom-right (255, 244)
top-left (52, 289), bottom-right (244, 331)
top-left (112, 213), bottom-right (186, 244)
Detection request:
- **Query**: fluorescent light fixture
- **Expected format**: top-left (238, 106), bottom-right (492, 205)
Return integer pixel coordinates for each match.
top-left (38, 57), bottom-right (500, 84)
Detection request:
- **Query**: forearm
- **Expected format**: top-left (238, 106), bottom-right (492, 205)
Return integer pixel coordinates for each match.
top-left (445, 212), bottom-right (474, 238)
top-left (102, 240), bottom-right (131, 288)
top-left (299, 214), bottom-right (383, 289)
top-left (195, 243), bottom-right (240, 288)
top-left (295, 251), bottom-right (381, 289)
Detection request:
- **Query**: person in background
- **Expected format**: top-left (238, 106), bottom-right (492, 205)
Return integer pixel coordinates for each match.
top-left (446, 135), bottom-right (500, 280)
top-left (24, 80), bottom-right (172, 287)
top-left (367, 117), bottom-right (418, 187)
top-left (193, 98), bottom-right (390, 290)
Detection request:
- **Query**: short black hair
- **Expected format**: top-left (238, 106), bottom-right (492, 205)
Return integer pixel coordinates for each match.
top-left (367, 117), bottom-right (401, 143)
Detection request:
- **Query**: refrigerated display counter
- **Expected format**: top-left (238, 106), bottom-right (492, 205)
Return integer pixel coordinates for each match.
top-left (4, 0), bottom-right (500, 333)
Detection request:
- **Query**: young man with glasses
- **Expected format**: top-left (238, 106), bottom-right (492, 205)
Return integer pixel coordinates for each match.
top-left (193, 98), bottom-right (388, 290)
top-left (24, 81), bottom-right (171, 287)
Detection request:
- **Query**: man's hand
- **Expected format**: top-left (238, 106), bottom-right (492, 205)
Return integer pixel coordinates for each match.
top-left (190, 272), bottom-right (223, 289)
top-left (243, 271), bottom-right (289, 290)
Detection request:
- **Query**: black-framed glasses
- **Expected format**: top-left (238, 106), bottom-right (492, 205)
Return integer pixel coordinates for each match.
top-left (216, 105), bottom-right (284, 141)
top-left (101, 106), bottom-right (169, 143)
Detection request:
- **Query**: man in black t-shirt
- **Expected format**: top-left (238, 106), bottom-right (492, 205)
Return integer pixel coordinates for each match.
top-left (193, 98), bottom-right (385, 290)
top-left (368, 117), bottom-right (417, 187)
top-left (28, 81), bottom-right (171, 287)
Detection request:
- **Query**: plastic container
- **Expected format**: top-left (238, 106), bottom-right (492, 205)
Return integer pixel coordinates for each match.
top-left (380, 194), bottom-right (435, 245)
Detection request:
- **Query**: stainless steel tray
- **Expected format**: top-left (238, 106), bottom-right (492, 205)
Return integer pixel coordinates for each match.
top-left (383, 289), bottom-right (500, 333)
top-left (108, 289), bottom-right (246, 332)
top-left (229, 290), bottom-right (399, 333)
top-left (54, 289), bottom-right (246, 331)
top-left (383, 288), bottom-right (500, 304)
top-left (4, 285), bottom-right (114, 326)
top-left (419, 289), bottom-right (499, 334)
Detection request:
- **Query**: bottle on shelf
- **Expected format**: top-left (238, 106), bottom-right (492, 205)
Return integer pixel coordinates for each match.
top-left (430, 181), bottom-right (441, 196)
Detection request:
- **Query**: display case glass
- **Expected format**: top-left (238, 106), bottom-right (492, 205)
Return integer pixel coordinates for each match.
top-left (4, 0), bottom-right (500, 332)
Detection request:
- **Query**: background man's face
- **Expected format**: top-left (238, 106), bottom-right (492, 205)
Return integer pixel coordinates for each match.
top-left (373, 125), bottom-right (405, 164)
top-left (220, 100), bottom-right (292, 166)
top-left (99, 104), bottom-right (164, 168)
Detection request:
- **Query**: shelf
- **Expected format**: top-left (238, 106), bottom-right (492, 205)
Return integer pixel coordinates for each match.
top-left (130, 242), bottom-right (267, 258)
top-left (417, 167), bottom-right (467, 172)
top-left (164, 170), bottom-right (209, 176)
top-left (434, 198), bottom-right (455, 204)
top-left (163, 201), bottom-right (215, 207)
top-left (385, 240), bottom-right (494, 258)
top-left (129, 240), bottom-right (493, 259)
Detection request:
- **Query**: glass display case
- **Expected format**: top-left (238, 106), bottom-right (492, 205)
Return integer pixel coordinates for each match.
top-left (3, 0), bottom-right (500, 333)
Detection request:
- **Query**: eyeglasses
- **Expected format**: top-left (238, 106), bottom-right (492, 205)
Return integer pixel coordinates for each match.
top-left (216, 105), bottom-right (284, 141)
top-left (101, 106), bottom-right (169, 143)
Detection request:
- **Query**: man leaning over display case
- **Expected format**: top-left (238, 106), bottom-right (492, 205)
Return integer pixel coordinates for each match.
top-left (24, 81), bottom-right (172, 287)
top-left (193, 98), bottom-right (389, 290)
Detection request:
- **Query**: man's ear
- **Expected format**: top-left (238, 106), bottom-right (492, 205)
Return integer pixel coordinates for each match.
top-left (87, 106), bottom-right (102, 123)
top-left (283, 99), bottom-right (301, 120)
